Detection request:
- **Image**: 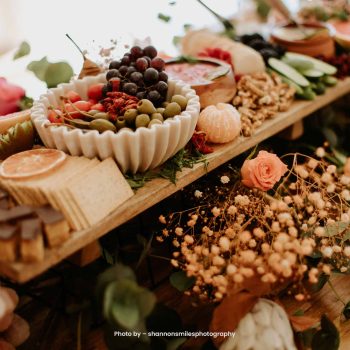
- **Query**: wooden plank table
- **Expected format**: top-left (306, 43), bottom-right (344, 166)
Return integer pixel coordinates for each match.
top-left (2, 78), bottom-right (350, 283)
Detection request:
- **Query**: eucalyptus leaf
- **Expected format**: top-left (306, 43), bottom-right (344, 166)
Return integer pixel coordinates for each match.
top-left (293, 309), bottom-right (305, 316)
top-left (44, 62), bottom-right (74, 88)
top-left (322, 127), bottom-right (338, 148)
top-left (27, 57), bottom-right (74, 88)
top-left (137, 288), bottom-right (156, 318)
top-left (158, 13), bottom-right (171, 22)
top-left (342, 230), bottom-right (350, 242)
top-left (27, 56), bottom-right (50, 81)
top-left (104, 281), bottom-right (140, 329)
top-left (311, 315), bottom-right (340, 350)
top-left (169, 270), bottom-right (195, 292)
top-left (136, 234), bottom-right (154, 269)
top-left (324, 222), bottom-right (349, 237)
top-left (310, 273), bottom-right (329, 293)
top-left (13, 41), bottom-right (30, 60)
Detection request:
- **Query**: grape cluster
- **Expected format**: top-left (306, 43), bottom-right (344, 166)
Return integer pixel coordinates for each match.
top-left (103, 45), bottom-right (168, 106)
top-left (240, 33), bottom-right (285, 63)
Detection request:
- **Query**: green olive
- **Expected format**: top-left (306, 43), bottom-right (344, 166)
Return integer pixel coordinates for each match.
top-left (93, 112), bottom-right (109, 120)
top-left (116, 117), bottom-right (127, 130)
top-left (163, 102), bottom-right (181, 119)
top-left (135, 114), bottom-right (150, 128)
top-left (68, 119), bottom-right (91, 129)
top-left (148, 119), bottom-right (162, 128)
top-left (156, 107), bottom-right (165, 115)
top-left (151, 113), bottom-right (164, 122)
top-left (124, 108), bottom-right (138, 126)
top-left (137, 99), bottom-right (156, 114)
top-left (90, 119), bottom-right (116, 133)
top-left (171, 95), bottom-right (188, 110)
top-left (88, 110), bottom-right (101, 116)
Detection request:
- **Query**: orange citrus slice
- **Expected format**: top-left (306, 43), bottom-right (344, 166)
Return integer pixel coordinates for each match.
top-left (0, 149), bottom-right (67, 179)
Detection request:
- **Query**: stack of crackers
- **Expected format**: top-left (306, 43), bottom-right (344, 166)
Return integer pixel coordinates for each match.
top-left (0, 157), bottom-right (134, 231)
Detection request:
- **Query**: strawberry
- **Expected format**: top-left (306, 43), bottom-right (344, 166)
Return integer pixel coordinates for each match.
top-left (87, 83), bottom-right (105, 101)
top-left (65, 90), bottom-right (81, 103)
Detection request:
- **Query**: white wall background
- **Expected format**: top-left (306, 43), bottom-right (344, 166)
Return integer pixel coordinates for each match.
top-left (0, 0), bottom-right (299, 97)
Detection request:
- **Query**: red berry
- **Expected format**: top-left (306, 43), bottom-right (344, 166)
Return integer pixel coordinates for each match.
top-left (48, 109), bottom-right (64, 123)
top-left (87, 83), bottom-right (105, 101)
top-left (66, 90), bottom-right (81, 103)
top-left (73, 100), bottom-right (93, 111)
top-left (90, 103), bottom-right (104, 111)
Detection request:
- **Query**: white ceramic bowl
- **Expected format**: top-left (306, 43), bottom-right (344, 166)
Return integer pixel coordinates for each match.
top-left (31, 74), bottom-right (200, 173)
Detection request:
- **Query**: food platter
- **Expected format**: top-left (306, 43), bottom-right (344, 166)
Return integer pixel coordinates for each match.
top-left (1, 76), bottom-right (350, 283)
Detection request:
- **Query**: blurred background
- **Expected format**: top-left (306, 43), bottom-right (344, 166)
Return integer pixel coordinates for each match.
top-left (0, 0), bottom-right (301, 97)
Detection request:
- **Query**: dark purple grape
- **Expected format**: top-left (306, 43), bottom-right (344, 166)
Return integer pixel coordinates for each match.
top-left (119, 65), bottom-right (129, 76)
top-left (151, 57), bottom-right (165, 71)
top-left (106, 69), bottom-right (120, 81)
top-left (130, 71), bottom-right (143, 83)
top-left (109, 60), bottom-right (121, 70)
top-left (126, 66), bottom-right (137, 76)
top-left (144, 68), bottom-right (159, 83)
top-left (130, 62), bottom-right (136, 67)
top-left (142, 56), bottom-right (151, 64)
top-left (147, 90), bottom-right (161, 103)
top-left (136, 58), bottom-right (148, 72)
top-left (158, 71), bottom-right (168, 82)
top-left (155, 81), bottom-right (168, 94)
top-left (136, 91), bottom-right (146, 100)
top-left (123, 82), bottom-right (138, 95)
top-left (121, 55), bottom-right (131, 66)
top-left (143, 45), bottom-right (157, 59)
top-left (130, 46), bottom-right (143, 59)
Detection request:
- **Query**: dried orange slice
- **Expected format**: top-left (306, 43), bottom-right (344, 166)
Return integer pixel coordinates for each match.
top-left (0, 149), bottom-right (67, 179)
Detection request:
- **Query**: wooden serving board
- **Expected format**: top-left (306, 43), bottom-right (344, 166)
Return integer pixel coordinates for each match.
top-left (1, 78), bottom-right (350, 283)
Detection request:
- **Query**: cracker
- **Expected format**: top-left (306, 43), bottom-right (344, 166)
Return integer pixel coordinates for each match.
top-left (67, 158), bottom-right (134, 227)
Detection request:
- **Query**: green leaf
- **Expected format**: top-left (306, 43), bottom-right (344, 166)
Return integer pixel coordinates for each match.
top-left (311, 315), bottom-right (340, 350)
top-left (293, 309), bottom-right (305, 316)
top-left (27, 57), bottom-right (74, 88)
top-left (27, 56), bottom-right (50, 81)
top-left (13, 41), bottom-right (30, 60)
top-left (136, 234), bottom-right (154, 269)
top-left (342, 230), bottom-right (350, 243)
top-left (44, 62), bottom-right (74, 88)
top-left (158, 13), bottom-right (171, 22)
top-left (176, 55), bottom-right (199, 64)
top-left (104, 281), bottom-right (140, 329)
top-left (17, 96), bottom-right (33, 111)
top-left (169, 271), bottom-right (195, 292)
top-left (343, 301), bottom-right (350, 320)
top-left (183, 24), bottom-right (192, 32)
top-left (137, 289), bottom-right (157, 318)
top-left (96, 263), bottom-right (136, 306)
top-left (324, 222), bottom-right (349, 237)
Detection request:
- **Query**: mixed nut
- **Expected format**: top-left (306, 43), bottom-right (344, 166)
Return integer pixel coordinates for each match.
top-left (233, 72), bottom-right (295, 137)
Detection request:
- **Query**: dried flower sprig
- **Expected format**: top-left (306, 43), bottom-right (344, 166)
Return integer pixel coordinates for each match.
top-left (159, 151), bottom-right (350, 303)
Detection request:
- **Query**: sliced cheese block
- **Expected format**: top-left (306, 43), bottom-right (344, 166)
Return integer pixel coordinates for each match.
top-left (0, 110), bottom-right (31, 135)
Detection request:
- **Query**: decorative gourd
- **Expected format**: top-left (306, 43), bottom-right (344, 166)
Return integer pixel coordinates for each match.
top-left (197, 103), bottom-right (241, 144)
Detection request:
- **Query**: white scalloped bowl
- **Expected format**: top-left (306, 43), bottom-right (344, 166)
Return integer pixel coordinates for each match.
top-left (31, 74), bottom-right (200, 173)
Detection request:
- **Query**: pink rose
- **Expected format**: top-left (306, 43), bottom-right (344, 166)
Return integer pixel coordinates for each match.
top-left (0, 78), bottom-right (25, 116)
top-left (241, 150), bottom-right (288, 191)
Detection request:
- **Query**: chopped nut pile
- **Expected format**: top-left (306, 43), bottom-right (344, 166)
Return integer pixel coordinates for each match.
top-left (233, 72), bottom-right (295, 136)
